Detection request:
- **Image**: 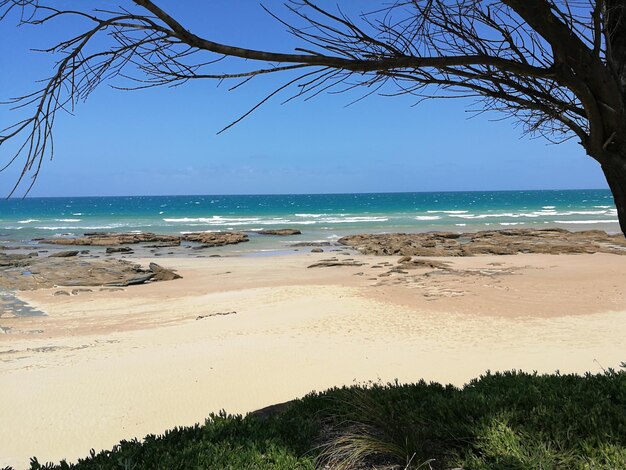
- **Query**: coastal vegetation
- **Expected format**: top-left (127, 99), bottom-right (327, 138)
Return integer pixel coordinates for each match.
top-left (19, 368), bottom-right (626, 470)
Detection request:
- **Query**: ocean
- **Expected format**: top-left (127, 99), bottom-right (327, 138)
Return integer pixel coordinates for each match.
top-left (0, 189), bottom-right (619, 252)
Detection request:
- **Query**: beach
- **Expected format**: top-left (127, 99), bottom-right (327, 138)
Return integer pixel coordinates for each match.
top-left (2, 247), bottom-right (626, 468)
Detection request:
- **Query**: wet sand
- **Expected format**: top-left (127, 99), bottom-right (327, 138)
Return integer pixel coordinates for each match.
top-left (1, 251), bottom-right (626, 468)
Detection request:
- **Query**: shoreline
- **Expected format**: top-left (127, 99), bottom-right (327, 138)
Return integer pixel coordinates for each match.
top-left (0, 190), bottom-right (620, 248)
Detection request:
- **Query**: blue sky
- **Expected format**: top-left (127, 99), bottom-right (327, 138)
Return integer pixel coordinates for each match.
top-left (0, 1), bottom-right (609, 197)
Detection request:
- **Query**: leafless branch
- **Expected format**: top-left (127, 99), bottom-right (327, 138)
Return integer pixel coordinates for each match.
top-left (0, 0), bottom-right (620, 194)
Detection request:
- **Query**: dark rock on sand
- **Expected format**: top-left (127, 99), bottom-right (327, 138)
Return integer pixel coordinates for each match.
top-left (307, 260), bottom-right (366, 268)
top-left (399, 258), bottom-right (451, 270)
top-left (145, 242), bottom-right (181, 248)
top-left (257, 229), bottom-right (301, 236)
top-left (339, 229), bottom-right (626, 257)
top-left (149, 262), bottom-right (182, 281)
top-left (191, 245), bottom-right (211, 250)
top-left (49, 250), bottom-right (79, 258)
top-left (0, 253), bottom-right (31, 268)
top-left (311, 248), bottom-right (324, 253)
top-left (0, 252), bottom-right (182, 290)
top-left (71, 288), bottom-right (93, 295)
top-left (196, 311), bottom-right (237, 320)
top-left (106, 247), bottom-right (133, 254)
top-left (291, 241), bottom-right (332, 247)
top-left (113, 273), bottom-right (155, 287)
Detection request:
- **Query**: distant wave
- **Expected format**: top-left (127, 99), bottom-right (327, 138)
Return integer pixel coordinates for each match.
top-left (56, 218), bottom-right (81, 222)
top-left (321, 216), bottom-right (389, 223)
top-left (449, 209), bottom-right (615, 219)
top-left (164, 217), bottom-right (261, 223)
top-left (553, 219), bottom-right (619, 224)
top-left (163, 215), bottom-right (388, 225)
top-left (163, 217), bottom-right (294, 226)
top-left (426, 210), bottom-right (468, 214)
top-left (17, 219), bottom-right (39, 224)
top-left (415, 215), bottom-right (441, 221)
top-left (34, 224), bottom-right (137, 230)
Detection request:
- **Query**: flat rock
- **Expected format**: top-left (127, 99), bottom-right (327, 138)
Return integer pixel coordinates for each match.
top-left (339, 229), bottom-right (626, 257)
top-left (399, 259), bottom-right (451, 270)
top-left (49, 250), bottom-right (79, 258)
top-left (291, 241), bottom-right (332, 247)
top-left (113, 273), bottom-right (155, 287)
top-left (39, 231), bottom-right (249, 249)
top-left (149, 262), bottom-right (182, 281)
top-left (182, 232), bottom-right (249, 246)
top-left (257, 229), bottom-right (301, 236)
top-left (71, 288), bottom-right (93, 295)
top-left (145, 242), bottom-right (181, 248)
top-left (106, 247), bottom-right (133, 254)
top-left (40, 232), bottom-right (181, 246)
top-left (0, 253), bottom-right (183, 290)
top-left (307, 260), bottom-right (366, 268)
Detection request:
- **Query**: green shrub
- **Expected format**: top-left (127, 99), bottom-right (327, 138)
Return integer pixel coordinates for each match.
top-left (8, 369), bottom-right (625, 469)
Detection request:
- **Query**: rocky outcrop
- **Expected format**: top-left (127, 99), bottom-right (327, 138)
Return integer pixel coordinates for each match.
top-left (307, 259), bottom-right (366, 268)
top-left (182, 232), bottom-right (248, 246)
top-left (291, 241), bottom-right (333, 247)
top-left (257, 229), bottom-right (301, 236)
top-left (38, 231), bottom-right (249, 248)
top-left (0, 253), bottom-right (182, 290)
top-left (48, 250), bottom-right (79, 258)
top-left (149, 262), bottom-right (182, 281)
top-left (40, 232), bottom-right (181, 246)
top-left (106, 247), bottom-right (133, 254)
top-left (398, 258), bottom-right (451, 269)
top-left (339, 229), bottom-right (626, 257)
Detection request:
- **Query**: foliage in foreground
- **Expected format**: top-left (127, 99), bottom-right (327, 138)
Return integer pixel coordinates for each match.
top-left (12, 369), bottom-right (626, 470)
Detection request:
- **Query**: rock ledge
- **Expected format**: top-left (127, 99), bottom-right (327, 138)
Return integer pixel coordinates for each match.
top-left (339, 229), bottom-right (626, 257)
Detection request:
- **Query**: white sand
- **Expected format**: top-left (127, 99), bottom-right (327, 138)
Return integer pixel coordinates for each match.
top-left (1, 252), bottom-right (626, 468)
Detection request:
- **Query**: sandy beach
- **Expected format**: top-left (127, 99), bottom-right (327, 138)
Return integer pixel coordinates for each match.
top-left (2, 249), bottom-right (626, 468)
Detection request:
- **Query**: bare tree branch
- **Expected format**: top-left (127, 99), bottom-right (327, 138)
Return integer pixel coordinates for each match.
top-left (0, 0), bottom-right (622, 200)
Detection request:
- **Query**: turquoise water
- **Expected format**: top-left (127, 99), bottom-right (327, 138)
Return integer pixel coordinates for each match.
top-left (0, 190), bottom-right (619, 248)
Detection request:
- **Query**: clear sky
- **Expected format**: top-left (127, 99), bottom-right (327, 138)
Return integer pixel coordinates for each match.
top-left (0, 1), bottom-right (609, 197)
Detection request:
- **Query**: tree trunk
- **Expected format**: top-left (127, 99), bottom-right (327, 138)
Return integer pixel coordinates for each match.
top-left (601, 156), bottom-right (626, 236)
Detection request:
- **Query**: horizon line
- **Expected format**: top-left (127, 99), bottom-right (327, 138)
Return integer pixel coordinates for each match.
top-left (10, 187), bottom-right (612, 199)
